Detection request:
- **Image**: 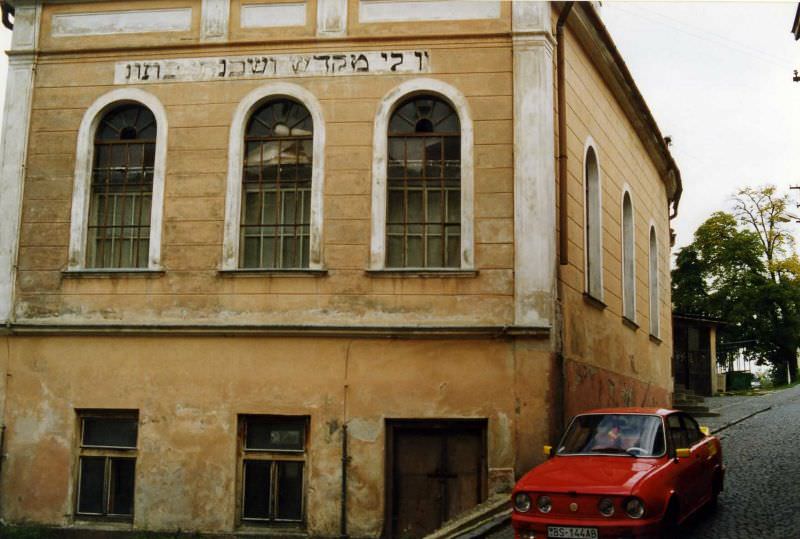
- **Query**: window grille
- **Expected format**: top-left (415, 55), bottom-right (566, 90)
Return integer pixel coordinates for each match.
top-left (87, 105), bottom-right (156, 269)
top-left (386, 96), bottom-right (461, 268)
top-left (240, 99), bottom-right (313, 269)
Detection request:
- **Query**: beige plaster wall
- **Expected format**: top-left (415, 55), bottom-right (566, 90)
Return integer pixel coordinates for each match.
top-left (0, 336), bottom-right (552, 535)
top-left (556, 22), bottom-right (674, 415)
top-left (18, 4), bottom-right (516, 327)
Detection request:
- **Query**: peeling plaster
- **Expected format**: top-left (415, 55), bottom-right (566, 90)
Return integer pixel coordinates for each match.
top-left (347, 417), bottom-right (381, 443)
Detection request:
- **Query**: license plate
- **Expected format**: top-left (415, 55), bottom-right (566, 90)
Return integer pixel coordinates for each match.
top-left (547, 526), bottom-right (599, 539)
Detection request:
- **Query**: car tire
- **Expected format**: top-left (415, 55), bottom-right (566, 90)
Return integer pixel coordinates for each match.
top-left (659, 499), bottom-right (680, 539)
top-left (708, 472), bottom-right (723, 512)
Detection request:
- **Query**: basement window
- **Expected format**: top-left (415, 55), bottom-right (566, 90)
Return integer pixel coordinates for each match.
top-left (75, 411), bottom-right (138, 519)
top-left (238, 415), bottom-right (307, 525)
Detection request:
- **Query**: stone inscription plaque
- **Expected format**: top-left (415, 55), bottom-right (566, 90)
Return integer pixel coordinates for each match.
top-left (115, 50), bottom-right (431, 84)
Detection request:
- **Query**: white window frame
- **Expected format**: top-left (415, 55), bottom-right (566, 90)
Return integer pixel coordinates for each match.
top-left (68, 89), bottom-right (168, 271)
top-left (648, 223), bottom-right (660, 337)
top-left (222, 82), bottom-right (326, 271)
top-left (369, 78), bottom-right (474, 270)
top-left (583, 138), bottom-right (603, 301)
top-left (621, 186), bottom-right (636, 322)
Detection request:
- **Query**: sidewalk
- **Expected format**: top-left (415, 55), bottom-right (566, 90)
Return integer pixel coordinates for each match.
top-left (699, 383), bottom-right (800, 435)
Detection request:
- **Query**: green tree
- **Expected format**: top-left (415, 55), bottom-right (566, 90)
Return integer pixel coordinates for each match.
top-left (672, 186), bottom-right (800, 384)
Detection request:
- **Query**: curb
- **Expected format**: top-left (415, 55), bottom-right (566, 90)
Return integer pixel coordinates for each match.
top-left (710, 405), bottom-right (772, 435)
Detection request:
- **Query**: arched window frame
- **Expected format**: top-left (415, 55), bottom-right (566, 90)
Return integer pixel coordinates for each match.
top-left (583, 137), bottom-right (603, 300)
top-left (222, 83), bottom-right (326, 271)
top-left (648, 223), bottom-right (660, 337)
top-left (369, 79), bottom-right (474, 270)
top-left (621, 186), bottom-right (636, 322)
top-left (68, 89), bottom-right (168, 271)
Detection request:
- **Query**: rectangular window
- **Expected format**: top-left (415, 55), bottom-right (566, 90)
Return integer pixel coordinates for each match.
top-left (239, 415), bottom-right (307, 524)
top-left (76, 411), bottom-right (138, 519)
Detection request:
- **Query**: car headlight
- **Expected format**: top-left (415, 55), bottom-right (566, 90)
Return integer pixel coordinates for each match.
top-left (624, 497), bottom-right (645, 519)
top-left (537, 495), bottom-right (552, 514)
top-left (514, 493), bottom-right (532, 513)
top-left (598, 497), bottom-right (615, 517)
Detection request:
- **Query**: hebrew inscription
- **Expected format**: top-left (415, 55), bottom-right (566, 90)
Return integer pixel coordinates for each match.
top-left (115, 50), bottom-right (431, 84)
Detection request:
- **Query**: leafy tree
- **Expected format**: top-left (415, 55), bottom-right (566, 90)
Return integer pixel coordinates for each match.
top-left (672, 186), bottom-right (800, 384)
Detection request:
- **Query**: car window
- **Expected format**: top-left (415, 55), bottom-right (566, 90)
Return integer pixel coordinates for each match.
top-left (681, 414), bottom-right (703, 446)
top-left (667, 414), bottom-right (689, 449)
top-left (557, 414), bottom-right (665, 456)
top-left (652, 423), bottom-right (666, 455)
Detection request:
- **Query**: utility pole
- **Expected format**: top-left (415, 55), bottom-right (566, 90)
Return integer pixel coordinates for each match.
top-left (790, 185), bottom-right (800, 222)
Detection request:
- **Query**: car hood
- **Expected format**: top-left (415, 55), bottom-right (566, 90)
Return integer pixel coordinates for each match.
top-left (516, 456), bottom-right (663, 495)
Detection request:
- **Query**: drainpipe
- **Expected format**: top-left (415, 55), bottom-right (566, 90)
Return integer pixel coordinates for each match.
top-left (554, 2), bottom-right (574, 435)
top-left (1, 2), bottom-right (13, 31)
top-left (340, 423), bottom-right (349, 539)
top-left (557, 1), bottom-right (574, 267)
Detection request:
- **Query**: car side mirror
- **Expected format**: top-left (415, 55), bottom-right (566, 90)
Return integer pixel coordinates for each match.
top-left (699, 426), bottom-right (710, 436)
top-left (543, 445), bottom-right (555, 458)
top-left (675, 448), bottom-right (691, 459)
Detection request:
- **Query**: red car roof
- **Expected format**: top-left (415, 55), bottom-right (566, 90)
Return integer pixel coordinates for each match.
top-left (577, 407), bottom-right (676, 416)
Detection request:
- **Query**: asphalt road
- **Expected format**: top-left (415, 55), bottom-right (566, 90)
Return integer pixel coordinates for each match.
top-left (487, 385), bottom-right (800, 539)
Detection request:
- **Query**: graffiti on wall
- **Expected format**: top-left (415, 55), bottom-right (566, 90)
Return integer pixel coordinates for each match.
top-left (115, 50), bottom-right (431, 84)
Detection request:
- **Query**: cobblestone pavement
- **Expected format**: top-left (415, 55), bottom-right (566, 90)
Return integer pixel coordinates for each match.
top-left (486, 385), bottom-right (800, 539)
top-left (681, 384), bottom-right (800, 538)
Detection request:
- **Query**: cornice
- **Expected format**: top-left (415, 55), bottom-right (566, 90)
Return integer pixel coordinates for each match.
top-left (556, 2), bottom-right (683, 212)
top-left (1, 323), bottom-right (551, 340)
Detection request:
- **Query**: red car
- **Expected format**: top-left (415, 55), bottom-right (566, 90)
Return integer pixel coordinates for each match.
top-left (511, 408), bottom-right (723, 539)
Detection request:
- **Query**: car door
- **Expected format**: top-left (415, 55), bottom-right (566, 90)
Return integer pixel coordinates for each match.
top-left (681, 413), bottom-right (714, 506)
top-left (666, 413), bottom-right (704, 514)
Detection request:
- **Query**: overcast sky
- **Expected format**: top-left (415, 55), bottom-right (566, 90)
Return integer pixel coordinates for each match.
top-left (0, 2), bottom-right (798, 254)
top-left (600, 1), bottom-right (800, 251)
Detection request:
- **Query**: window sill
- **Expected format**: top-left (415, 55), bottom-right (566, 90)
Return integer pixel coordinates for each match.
top-left (72, 515), bottom-right (134, 526)
top-left (218, 268), bottom-right (328, 277)
top-left (237, 522), bottom-right (306, 535)
top-left (583, 293), bottom-right (607, 311)
top-left (649, 333), bottom-right (662, 344)
top-left (62, 269), bottom-right (164, 278)
top-left (366, 268), bottom-right (478, 278)
top-left (622, 316), bottom-right (639, 331)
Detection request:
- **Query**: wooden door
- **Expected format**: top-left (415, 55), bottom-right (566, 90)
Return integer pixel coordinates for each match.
top-left (387, 421), bottom-right (485, 539)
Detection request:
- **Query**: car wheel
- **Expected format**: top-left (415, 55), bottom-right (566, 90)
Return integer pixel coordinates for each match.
top-left (708, 472), bottom-right (723, 512)
top-left (659, 499), bottom-right (680, 539)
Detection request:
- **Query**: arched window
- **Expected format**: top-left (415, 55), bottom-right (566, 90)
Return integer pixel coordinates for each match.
top-left (622, 191), bottom-right (636, 321)
top-left (649, 225), bottom-right (659, 336)
top-left (68, 89), bottom-right (168, 272)
top-left (239, 99), bottom-right (313, 269)
top-left (584, 144), bottom-right (603, 299)
top-left (86, 104), bottom-right (156, 268)
top-left (385, 95), bottom-right (461, 268)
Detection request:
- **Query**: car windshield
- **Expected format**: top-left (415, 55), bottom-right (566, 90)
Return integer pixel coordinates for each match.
top-left (557, 414), bottom-right (665, 457)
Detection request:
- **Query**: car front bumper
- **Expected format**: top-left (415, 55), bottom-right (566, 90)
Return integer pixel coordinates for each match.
top-left (512, 513), bottom-right (663, 539)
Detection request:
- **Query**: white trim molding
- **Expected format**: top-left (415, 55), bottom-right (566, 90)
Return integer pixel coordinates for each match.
top-left (51, 8), bottom-right (193, 37)
top-left (201, 0), bottom-right (230, 41)
top-left (241, 2), bottom-right (307, 28)
top-left (222, 82), bottom-right (326, 270)
top-left (368, 78), bottom-right (475, 271)
top-left (512, 1), bottom-right (556, 327)
top-left (648, 222), bottom-right (660, 337)
top-left (317, 0), bottom-right (347, 36)
top-left (68, 89), bottom-right (169, 271)
top-left (0, 2), bottom-right (41, 323)
top-left (621, 185), bottom-right (636, 322)
top-left (583, 137), bottom-right (604, 301)
top-left (359, 0), bottom-right (500, 23)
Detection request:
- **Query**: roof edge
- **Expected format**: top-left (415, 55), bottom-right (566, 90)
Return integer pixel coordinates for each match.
top-left (561, 2), bottom-right (683, 214)
top-left (793, 3), bottom-right (800, 40)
